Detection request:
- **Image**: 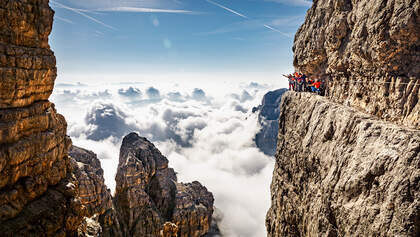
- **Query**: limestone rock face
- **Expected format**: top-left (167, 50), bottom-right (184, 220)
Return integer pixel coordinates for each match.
top-left (0, 0), bottom-right (86, 235)
top-left (294, 0), bottom-right (420, 129)
top-left (268, 0), bottom-right (420, 236)
top-left (0, 0), bottom-right (57, 108)
top-left (114, 133), bottom-right (215, 237)
top-left (266, 92), bottom-right (420, 236)
top-left (69, 146), bottom-right (122, 237)
top-left (0, 1), bottom-right (217, 236)
top-left (254, 89), bottom-right (288, 156)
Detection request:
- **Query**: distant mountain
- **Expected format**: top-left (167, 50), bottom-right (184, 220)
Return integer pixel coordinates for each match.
top-left (253, 89), bottom-right (288, 156)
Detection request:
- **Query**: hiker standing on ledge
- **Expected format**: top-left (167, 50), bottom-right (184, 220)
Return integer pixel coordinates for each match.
top-left (283, 72), bottom-right (324, 95)
top-left (301, 73), bottom-right (307, 92)
top-left (306, 76), bottom-right (313, 92)
top-left (295, 73), bottom-right (303, 92)
top-left (296, 73), bottom-right (307, 92)
top-left (283, 74), bottom-right (295, 91)
top-left (311, 78), bottom-right (322, 95)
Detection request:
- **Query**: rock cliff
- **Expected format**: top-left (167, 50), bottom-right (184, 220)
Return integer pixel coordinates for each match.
top-left (266, 92), bottom-right (420, 236)
top-left (114, 133), bottom-right (215, 237)
top-left (69, 146), bottom-right (122, 237)
top-left (70, 137), bottom-right (217, 237)
top-left (254, 89), bottom-right (288, 156)
top-left (267, 0), bottom-right (420, 236)
top-left (294, 0), bottom-right (419, 129)
top-left (0, 1), bottom-right (216, 236)
top-left (0, 0), bottom-right (87, 235)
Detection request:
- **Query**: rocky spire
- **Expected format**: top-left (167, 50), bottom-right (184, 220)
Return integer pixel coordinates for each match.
top-left (114, 132), bottom-right (215, 237)
top-left (69, 146), bottom-right (123, 237)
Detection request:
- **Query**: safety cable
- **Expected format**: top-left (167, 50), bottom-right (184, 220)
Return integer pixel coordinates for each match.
top-left (328, 80), bottom-right (420, 86)
top-left (284, 76), bottom-right (419, 86)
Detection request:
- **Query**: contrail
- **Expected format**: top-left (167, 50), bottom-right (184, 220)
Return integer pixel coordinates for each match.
top-left (205, 0), bottom-right (289, 36)
top-left (55, 15), bottom-right (75, 24)
top-left (263, 24), bottom-right (291, 38)
top-left (206, 0), bottom-right (248, 19)
top-left (97, 7), bottom-right (194, 14)
top-left (50, 0), bottom-right (116, 30)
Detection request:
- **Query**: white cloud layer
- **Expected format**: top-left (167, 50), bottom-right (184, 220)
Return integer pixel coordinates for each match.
top-left (51, 81), bottom-right (282, 237)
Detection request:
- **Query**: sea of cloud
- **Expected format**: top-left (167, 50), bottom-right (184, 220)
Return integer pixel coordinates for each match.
top-left (51, 80), bottom-right (283, 237)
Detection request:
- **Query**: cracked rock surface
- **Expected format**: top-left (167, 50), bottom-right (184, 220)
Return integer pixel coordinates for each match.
top-left (0, 0), bottom-right (86, 235)
top-left (266, 92), bottom-right (420, 236)
top-left (293, 0), bottom-right (420, 129)
top-left (0, 1), bottom-right (217, 236)
top-left (114, 133), bottom-right (215, 237)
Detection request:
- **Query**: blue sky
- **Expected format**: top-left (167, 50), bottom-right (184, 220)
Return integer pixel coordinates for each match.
top-left (49, 0), bottom-right (311, 84)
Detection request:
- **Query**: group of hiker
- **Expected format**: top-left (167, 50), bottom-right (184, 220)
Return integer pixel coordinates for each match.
top-left (283, 72), bottom-right (324, 95)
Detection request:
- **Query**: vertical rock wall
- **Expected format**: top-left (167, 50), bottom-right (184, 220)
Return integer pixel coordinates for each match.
top-left (293, 0), bottom-right (420, 129)
top-left (0, 0), bottom-right (86, 236)
top-left (0, 0), bottom-right (57, 108)
top-left (267, 0), bottom-right (420, 236)
top-left (266, 92), bottom-right (420, 236)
